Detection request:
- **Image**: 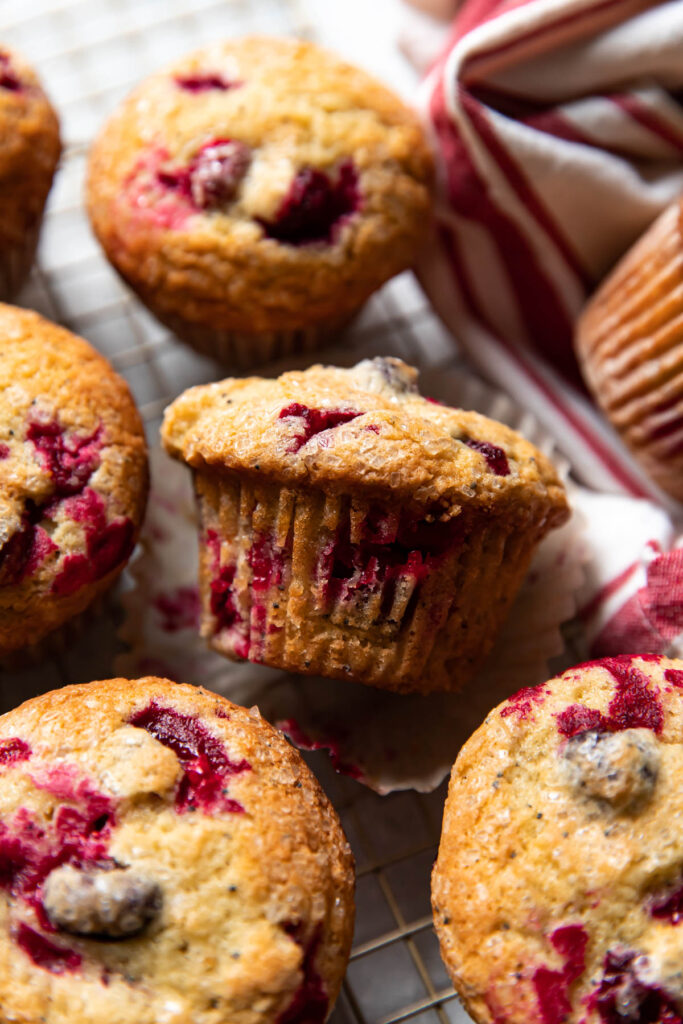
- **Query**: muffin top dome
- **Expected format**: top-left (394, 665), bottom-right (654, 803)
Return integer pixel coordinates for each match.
top-left (86, 36), bottom-right (434, 333)
top-left (0, 46), bottom-right (60, 184)
top-left (433, 654), bottom-right (683, 1024)
top-left (0, 305), bottom-right (148, 655)
top-left (0, 677), bottom-right (354, 1024)
top-left (162, 356), bottom-right (569, 523)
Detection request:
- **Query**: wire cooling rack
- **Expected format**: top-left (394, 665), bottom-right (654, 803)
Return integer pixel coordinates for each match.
top-left (1, 0), bottom-right (473, 1020)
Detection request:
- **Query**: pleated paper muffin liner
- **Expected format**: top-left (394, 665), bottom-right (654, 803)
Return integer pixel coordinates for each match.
top-left (148, 305), bottom-right (356, 370)
top-left (576, 199), bottom-right (683, 503)
top-left (0, 590), bottom-right (110, 671)
top-left (117, 364), bottom-right (587, 794)
top-left (192, 468), bottom-right (545, 694)
top-left (0, 221), bottom-right (40, 302)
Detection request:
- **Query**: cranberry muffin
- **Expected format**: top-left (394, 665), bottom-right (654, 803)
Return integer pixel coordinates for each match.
top-left (433, 654), bottom-right (683, 1024)
top-left (0, 46), bottom-right (60, 300)
top-left (576, 198), bottom-right (683, 503)
top-left (86, 36), bottom-right (433, 367)
top-left (161, 356), bottom-right (569, 694)
top-left (0, 676), bottom-right (355, 1023)
top-left (0, 304), bottom-right (148, 659)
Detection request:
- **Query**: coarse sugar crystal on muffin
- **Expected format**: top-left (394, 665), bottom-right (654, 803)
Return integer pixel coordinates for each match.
top-left (161, 356), bottom-right (569, 694)
top-left (432, 653), bottom-right (683, 1024)
top-left (0, 676), bottom-right (355, 1024)
top-left (0, 46), bottom-right (61, 301)
top-left (86, 36), bottom-right (434, 367)
top-left (0, 304), bottom-right (148, 660)
top-left (576, 198), bottom-right (683, 504)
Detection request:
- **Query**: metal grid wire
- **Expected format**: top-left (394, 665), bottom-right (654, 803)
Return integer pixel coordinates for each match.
top-left (1, 1), bottom-right (472, 1020)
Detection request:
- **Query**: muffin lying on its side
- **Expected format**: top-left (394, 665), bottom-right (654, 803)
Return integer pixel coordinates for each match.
top-left (161, 356), bottom-right (569, 694)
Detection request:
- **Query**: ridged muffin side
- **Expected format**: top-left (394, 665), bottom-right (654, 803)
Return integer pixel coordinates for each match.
top-left (161, 357), bottom-right (569, 693)
top-left (576, 199), bottom-right (683, 502)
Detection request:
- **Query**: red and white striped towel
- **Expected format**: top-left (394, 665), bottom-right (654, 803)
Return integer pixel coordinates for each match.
top-left (418, 0), bottom-right (683, 502)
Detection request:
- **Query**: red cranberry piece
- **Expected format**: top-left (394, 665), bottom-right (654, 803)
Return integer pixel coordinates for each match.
top-left (464, 438), bottom-right (510, 476)
top-left (16, 923), bottom-right (81, 974)
top-left (278, 922), bottom-right (328, 1024)
top-left (174, 72), bottom-right (242, 92)
top-left (157, 138), bottom-right (251, 211)
top-left (188, 138), bottom-right (251, 209)
top-left (0, 738), bottom-right (31, 767)
top-left (279, 403), bottom-right (361, 453)
top-left (27, 418), bottom-right (101, 499)
top-left (592, 950), bottom-right (683, 1024)
top-left (128, 701), bottom-right (250, 814)
top-left (260, 161), bottom-right (360, 246)
top-left (0, 54), bottom-right (21, 92)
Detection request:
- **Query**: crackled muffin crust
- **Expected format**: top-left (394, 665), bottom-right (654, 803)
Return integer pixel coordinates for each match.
top-left (0, 677), bottom-right (355, 1024)
top-left (433, 654), bottom-right (683, 1024)
top-left (86, 36), bottom-right (433, 363)
top-left (162, 357), bottom-right (568, 693)
top-left (0, 305), bottom-right (148, 657)
top-left (0, 47), bottom-right (61, 300)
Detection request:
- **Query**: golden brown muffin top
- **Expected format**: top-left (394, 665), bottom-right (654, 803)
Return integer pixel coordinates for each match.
top-left (0, 46), bottom-right (60, 183)
top-left (433, 654), bottom-right (683, 1024)
top-left (162, 357), bottom-right (569, 522)
top-left (86, 36), bottom-right (433, 333)
top-left (0, 676), bottom-right (354, 1024)
top-left (0, 304), bottom-right (148, 655)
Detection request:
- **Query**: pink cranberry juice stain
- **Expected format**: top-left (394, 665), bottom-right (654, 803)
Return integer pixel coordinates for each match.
top-left (51, 488), bottom-right (134, 596)
top-left (464, 438), bottom-right (510, 476)
top-left (174, 73), bottom-right (242, 92)
top-left (128, 702), bottom-right (250, 814)
top-left (533, 924), bottom-right (588, 1024)
top-left (278, 403), bottom-right (361, 453)
top-left (500, 685), bottom-right (549, 721)
top-left (0, 739), bottom-right (31, 767)
top-left (278, 719), bottom-right (363, 782)
top-left (260, 161), bottom-right (359, 246)
top-left (591, 949), bottom-right (682, 1024)
top-left (16, 922), bottom-right (82, 973)
top-left (154, 586), bottom-right (200, 632)
top-left (556, 656), bottom-right (664, 738)
top-left (277, 922), bottom-right (328, 1024)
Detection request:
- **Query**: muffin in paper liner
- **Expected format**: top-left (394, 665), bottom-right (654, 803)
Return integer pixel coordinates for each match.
top-left (86, 36), bottom-right (433, 367)
top-left (161, 357), bottom-right (569, 694)
top-left (116, 363), bottom-right (585, 794)
top-left (0, 47), bottom-right (61, 301)
top-left (576, 198), bottom-right (683, 504)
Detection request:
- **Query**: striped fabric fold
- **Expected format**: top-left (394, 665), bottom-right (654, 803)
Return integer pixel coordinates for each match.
top-left (418, 0), bottom-right (683, 500)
